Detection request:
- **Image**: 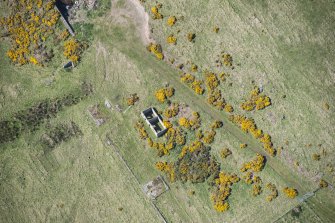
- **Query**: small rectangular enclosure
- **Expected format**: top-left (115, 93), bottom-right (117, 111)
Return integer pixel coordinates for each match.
top-left (142, 175), bottom-right (169, 199)
top-left (141, 107), bottom-right (167, 137)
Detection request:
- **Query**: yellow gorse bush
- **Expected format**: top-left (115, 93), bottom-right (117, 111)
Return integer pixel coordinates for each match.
top-left (211, 172), bottom-right (239, 212)
top-left (229, 115), bottom-right (276, 156)
top-left (126, 93), bottom-right (139, 106)
top-left (266, 183), bottom-right (278, 202)
top-left (147, 43), bottom-right (164, 60)
top-left (63, 38), bottom-right (84, 63)
top-left (181, 73), bottom-right (205, 95)
top-left (240, 153), bottom-right (265, 172)
top-left (167, 34), bottom-right (177, 45)
top-left (154, 87), bottom-right (175, 103)
top-left (151, 5), bottom-right (163, 19)
top-left (167, 16), bottom-right (177, 26)
top-left (283, 187), bottom-right (298, 199)
top-left (1, 0), bottom-right (60, 65)
top-left (241, 87), bottom-right (271, 111)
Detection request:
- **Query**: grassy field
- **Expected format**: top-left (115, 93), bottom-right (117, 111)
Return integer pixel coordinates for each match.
top-left (145, 0), bottom-right (335, 184)
top-left (0, 0), bottom-right (334, 222)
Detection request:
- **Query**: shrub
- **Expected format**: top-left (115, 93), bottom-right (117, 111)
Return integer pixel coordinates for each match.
top-left (167, 34), bottom-right (177, 45)
top-left (1, 0), bottom-right (63, 65)
top-left (252, 184), bottom-right (262, 196)
top-left (312, 153), bottom-right (321, 161)
top-left (240, 143), bottom-right (247, 149)
top-left (219, 72), bottom-right (229, 82)
top-left (241, 154), bottom-right (265, 172)
top-left (191, 64), bottom-right (198, 72)
top-left (319, 179), bottom-right (328, 188)
top-left (134, 121), bottom-right (149, 139)
top-left (126, 93), bottom-right (139, 106)
top-left (242, 172), bottom-right (253, 184)
top-left (151, 6), bottom-right (163, 19)
top-left (241, 87), bottom-right (271, 111)
top-left (222, 53), bottom-right (233, 67)
top-left (283, 187), bottom-right (298, 199)
top-left (179, 117), bottom-right (190, 129)
top-left (178, 112), bottom-right (201, 130)
top-left (147, 43), bottom-right (164, 60)
top-left (203, 130), bottom-right (216, 144)
top-left (230, 115), bottom-right (276, 156)
top-left (163, 103), bottom-right (179, 118)
top-left (211, 120), bottom-right (223, 129)
top-left (266, 183), bottom-right (278, 202)
top-left (167, 16), bottom-right (177, 26)
top-left (64, 38), bottom-right (85, 63)
top-left (180, 73), bottom-right (205, 95)
top-left (220, 148), bottom-right (232, 159)
top-left (174, 143), bottom-right (220, 183)
top-left (211, 172), bottom-right (240, 212)
top-left (187, 33), bottom-right (196, 42)
top-left (204, 71), bottom-right (219, 91)
top-left (155, 161), bottom-right (175, 182)
top-left (196, 129), bottom-right (203, 140)
top-left (224, 104), bottom-right (234, 113)
top-left (154, 87), bottom-right (175, 103)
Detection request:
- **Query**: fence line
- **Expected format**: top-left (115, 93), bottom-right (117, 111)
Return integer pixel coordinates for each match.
top-left (105, 137), bottom-right (168, 223)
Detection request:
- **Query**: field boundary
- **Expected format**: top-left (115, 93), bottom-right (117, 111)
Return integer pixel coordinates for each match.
top-left (104, 136), bottom-right (168, 223)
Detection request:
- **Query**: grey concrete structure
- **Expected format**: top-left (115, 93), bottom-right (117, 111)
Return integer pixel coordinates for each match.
top-left (63, 61), bottom-right (74, 69)
top-left (141, 107), bottom-right (167, 137)
top-left (55, 5), bottom-right (75, 36)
